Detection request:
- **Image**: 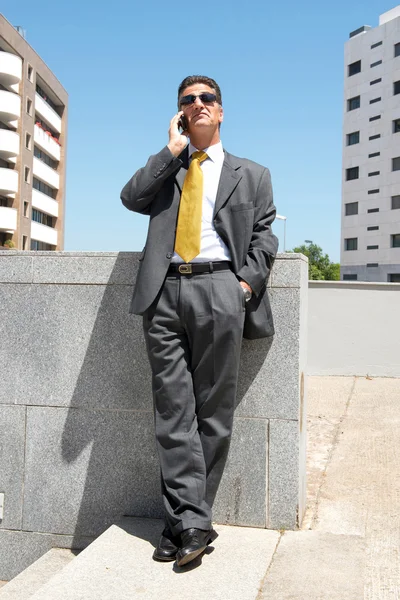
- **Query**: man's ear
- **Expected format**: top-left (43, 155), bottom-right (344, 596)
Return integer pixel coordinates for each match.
top-left (219, 106), bottom-right (224, 124)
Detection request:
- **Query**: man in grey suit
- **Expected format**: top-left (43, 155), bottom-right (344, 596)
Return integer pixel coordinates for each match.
top-left (121, 75), bottom-right (278, 567)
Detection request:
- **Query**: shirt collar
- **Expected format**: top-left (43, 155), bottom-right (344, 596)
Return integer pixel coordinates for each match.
top-left (189, 140), bottom-right (224, 163)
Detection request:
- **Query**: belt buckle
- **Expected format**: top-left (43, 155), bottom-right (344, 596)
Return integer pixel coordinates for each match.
top-left (178, 264), bottom-right (192, 274)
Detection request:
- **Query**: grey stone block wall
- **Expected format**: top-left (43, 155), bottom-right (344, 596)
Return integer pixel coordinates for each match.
top-left (0, 251), bottom-right (308, 580)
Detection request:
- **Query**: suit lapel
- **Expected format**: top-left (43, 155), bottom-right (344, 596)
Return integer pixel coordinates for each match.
top-left (174, 147), bottom-right (242, 217)
top-left (174, 147), bottom-right (189, 193)
top-left (170, 148), bottom-right (189, 239)
top-left (214, 151), bottom-right (242, 218)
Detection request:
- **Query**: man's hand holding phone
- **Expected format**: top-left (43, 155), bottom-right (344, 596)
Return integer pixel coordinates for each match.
top-left (167, 111), bottom-right (189, 157)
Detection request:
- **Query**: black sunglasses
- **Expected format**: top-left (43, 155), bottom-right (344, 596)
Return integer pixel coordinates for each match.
top-left (180, 92), bottom-right (217, 106)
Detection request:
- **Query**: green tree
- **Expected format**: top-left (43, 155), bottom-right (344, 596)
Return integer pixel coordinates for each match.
top-left (290, 243), bottom-right (340, 281)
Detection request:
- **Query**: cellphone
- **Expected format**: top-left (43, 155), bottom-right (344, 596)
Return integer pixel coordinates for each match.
top-left (178, 115), bottom-right (188, 131)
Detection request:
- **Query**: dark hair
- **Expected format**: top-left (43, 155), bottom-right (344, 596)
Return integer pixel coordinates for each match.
top-left (177, 75), bottom-right (222, 107)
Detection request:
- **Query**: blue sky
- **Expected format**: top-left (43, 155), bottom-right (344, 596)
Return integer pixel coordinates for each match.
top-left (5, 0), bottom-right (397, 261)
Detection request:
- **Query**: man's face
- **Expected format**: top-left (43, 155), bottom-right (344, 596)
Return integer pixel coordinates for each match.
top-left (179, 83), bottom-right (223, 132)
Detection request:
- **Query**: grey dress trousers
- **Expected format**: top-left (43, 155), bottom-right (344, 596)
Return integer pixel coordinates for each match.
top-left (143, 267), bottom-right (246, 534)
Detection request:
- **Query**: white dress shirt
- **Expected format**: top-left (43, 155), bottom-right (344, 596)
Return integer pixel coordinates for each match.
top-left (171, 140), bottom-right (232, 263)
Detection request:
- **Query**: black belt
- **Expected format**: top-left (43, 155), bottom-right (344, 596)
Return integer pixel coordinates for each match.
top-left (167, 261), bottom-right (232, 275)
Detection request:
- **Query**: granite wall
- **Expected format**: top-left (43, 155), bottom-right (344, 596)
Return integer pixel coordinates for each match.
top-left (0, 251), bottom-right (308, 580)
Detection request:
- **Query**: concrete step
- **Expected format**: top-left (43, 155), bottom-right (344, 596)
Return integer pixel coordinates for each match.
top-left (28, 517), bottom-right (280, 600)
top-left (3, 518), bottom-right (370, 599)
top-left (0, 548), bottom-right (76, 600)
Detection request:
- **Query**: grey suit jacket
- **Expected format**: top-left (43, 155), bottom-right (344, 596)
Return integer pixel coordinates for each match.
top-left (120, 145), bottom-right (279, 339)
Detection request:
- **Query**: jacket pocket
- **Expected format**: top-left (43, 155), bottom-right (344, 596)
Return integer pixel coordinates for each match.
top-left (231, 202), bottom-right (253, 212)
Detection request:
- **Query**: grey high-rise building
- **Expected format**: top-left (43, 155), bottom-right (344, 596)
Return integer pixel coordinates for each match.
top-left (0, 14), bottom-right (67, 251)
top-left (341, 6), bottom-right (400, 283)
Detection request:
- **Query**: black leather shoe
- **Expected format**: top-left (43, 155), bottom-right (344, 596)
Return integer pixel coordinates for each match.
top-left (176, 528), bottom-right (218, 567)
top-left (152, 528), bottom-right (180, 562)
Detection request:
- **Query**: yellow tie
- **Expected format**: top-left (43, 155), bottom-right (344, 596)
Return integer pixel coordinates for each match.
top-left (174, 151), bottom-right (208, 263)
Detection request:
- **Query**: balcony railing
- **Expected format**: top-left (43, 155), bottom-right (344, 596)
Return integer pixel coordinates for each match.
top-left (31, 221), bottom-right (58, 246)
top-left (32, 188), bottom-right (59, 217)
top-left (0, 52), bottom-right (22, 87)
top-left (36, 84), bottom-right (59, 112)
top-left (0, 167), bottom-right (18, 197)
top-left (33, 157), bottom-right (59, 190)
top-left (0, 206), bottom-right (17, 232)
top-left (0, 130), bottom-right (19, 160)
top-left (0, 90), bottom-right (21, 123)
top-left (35, 93), bottom-right (62, 134)
top-left (34, 124), bottom-right (61, 162)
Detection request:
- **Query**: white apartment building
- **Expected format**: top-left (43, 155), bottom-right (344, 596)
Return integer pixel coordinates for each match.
top-left (0, 14), bottom-right (67, 251)
top-left (341, 6), bottom-right (400, 282)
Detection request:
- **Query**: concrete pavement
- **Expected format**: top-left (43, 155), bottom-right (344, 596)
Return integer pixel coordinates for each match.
top-left (304, 376), bottom-right (400, 599)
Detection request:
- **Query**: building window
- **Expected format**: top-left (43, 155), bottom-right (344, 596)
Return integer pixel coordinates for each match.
top-left (23, 201), bottom-right (29, 217)
top-left (369, 152), bottom-right (380, 158)
top-left (392, 234), bottom-right (400, 248)
top-left (348, 60), bottom-right (361, 76)
top-left (25, 133), bottom-right (31, 150)
top-left (346, 131), bottom-right (359, 146)
top-left (24, 166), bottom-right (30, 183)
top-left (394, 81), bottom-right (400, 95)
top-left (393, 119), bottom-right (400, 133)
top-left (367, 226), bottom-right (379, 231)
top-left (367, 263), bottom-right (379, 267)
top-left (347, 96), bottom-right (360, 111)
top-left (343, 274), bottom-right (358, 280)
top-left (392, 157), bottom-right (400, 171)
top-left (371, 60), bottom-right (382, 68)
top-left (368, 208), bottom-right (379, 213)
top-left (31, 208), bottom-right (54, 228)
top-left (368, 171), bottom-right (380, 176)
top-left (345, 202), bottom-right (358, 216)
top-left (369, 134), bottom-right (381, 140)
top-left (22, 235), bottom-right (28, 250)
top-left (370, 97), bottom-right (381, 104)
top-left (34, 146), bottom-right (58, 169)
top-left (395, 43), bottom-right (400, 57)
top-left (389, 274), bottom-right (400, 282)
top-left (369, 115), bottom-right (381, 122)
top-left (27, 64), bottom-right (33, 82)
top-left (346, 166), bottom-right (359, 181)
top-left (32, 177), bottom-right (57, 199)
top-left (370, 78), bottom-right (382, 85)
top-left (345, 238), bottom-right (358, 251)
top-left (26, 98), bottom-right (32, 116)
top-left (368, 189), bottom-right (379, 194)
top-left (30, 240), bottom-right (54, 251)
top-left (367, 245), bottom-right (379, 250)
top-left (371, 41), bottom-right (382, 49)
top-left (392, 195), bottom-right (400, 209)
